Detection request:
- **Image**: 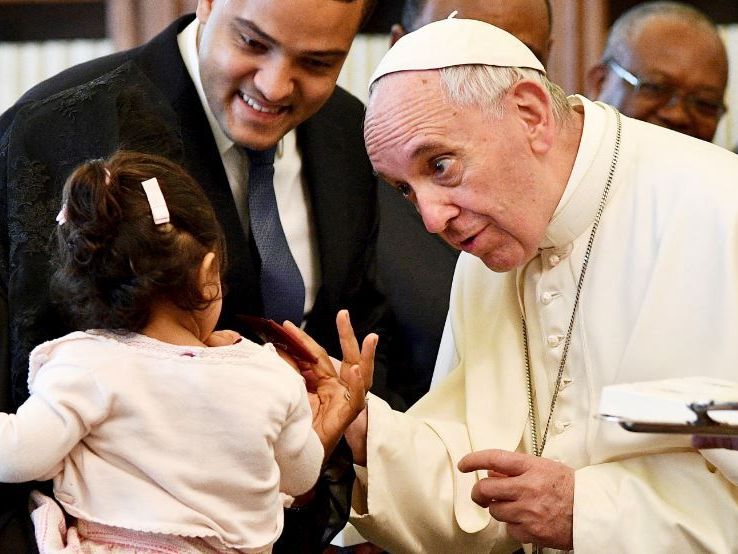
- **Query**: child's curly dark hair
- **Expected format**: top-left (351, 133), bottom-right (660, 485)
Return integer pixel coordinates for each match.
top-left (51, 150), bottom-right (226, 332)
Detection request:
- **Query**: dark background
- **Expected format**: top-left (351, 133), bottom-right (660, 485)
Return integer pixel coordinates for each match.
top-left (1, 0), bottom-right (737, 42)
top-left (363, 0), bottom-right (738, 32)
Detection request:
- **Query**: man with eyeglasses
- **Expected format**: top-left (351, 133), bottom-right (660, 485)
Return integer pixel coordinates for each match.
top-left (587, 1), bottom-right (728, 143)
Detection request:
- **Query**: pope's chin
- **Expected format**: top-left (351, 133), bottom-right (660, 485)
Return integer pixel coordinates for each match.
top-left (478, 246), bottom-right (532, 273)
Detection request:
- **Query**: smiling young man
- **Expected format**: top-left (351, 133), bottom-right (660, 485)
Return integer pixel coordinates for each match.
top-left (0, 0), bottom-right (390, 551)
top-left (196, 0), bottom-right (362, 150)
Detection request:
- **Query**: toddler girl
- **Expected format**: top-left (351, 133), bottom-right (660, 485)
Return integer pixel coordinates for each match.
top-left (0, 151), bottom-right (373, 553)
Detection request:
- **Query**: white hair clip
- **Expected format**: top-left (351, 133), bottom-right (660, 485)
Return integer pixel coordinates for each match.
top-left (141, 177), bottom-right (170, 225)
top-left (55, 203), bottom-right (68, 226)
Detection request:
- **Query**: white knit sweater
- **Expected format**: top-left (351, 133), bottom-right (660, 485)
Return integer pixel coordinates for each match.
top-left (0, 330), bottom-right (323, 551)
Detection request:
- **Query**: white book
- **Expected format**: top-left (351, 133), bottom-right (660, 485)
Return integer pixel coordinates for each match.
top-left (599, 377), bottom-right (738, 426)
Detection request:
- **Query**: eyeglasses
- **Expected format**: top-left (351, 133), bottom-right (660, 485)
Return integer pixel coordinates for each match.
top-left (606, 59), bottom-right (726, 120)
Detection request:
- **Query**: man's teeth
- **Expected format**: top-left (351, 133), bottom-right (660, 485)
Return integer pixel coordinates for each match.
top-left (244, 95), bottom-right (281, 114)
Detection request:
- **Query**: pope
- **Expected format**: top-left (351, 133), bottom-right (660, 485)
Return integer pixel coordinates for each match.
top-left (344, 15), bottom-right (738, 553)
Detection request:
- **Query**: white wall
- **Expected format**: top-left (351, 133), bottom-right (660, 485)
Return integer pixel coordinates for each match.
top-left (337, 33), bottom-right (389, 105)
top-left (0, 39), bottom-right (114, 113)
top-left (715, 25), bottom-right (738, 150)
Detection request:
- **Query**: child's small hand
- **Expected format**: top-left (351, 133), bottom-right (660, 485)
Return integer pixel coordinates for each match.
top-left (203, 329), bottom-right (242, 347)
top-left (282, 310), bottom-right (377, 458)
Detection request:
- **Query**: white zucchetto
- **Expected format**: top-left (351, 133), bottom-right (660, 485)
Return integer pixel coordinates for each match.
top-left (369, 12), bottom-right (545, 90)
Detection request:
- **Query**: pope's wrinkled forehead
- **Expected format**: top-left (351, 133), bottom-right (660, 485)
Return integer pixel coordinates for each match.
top-left (364, 70), bottom-right (446, 156)
top-left (368, 14), bottom-right (545, 92)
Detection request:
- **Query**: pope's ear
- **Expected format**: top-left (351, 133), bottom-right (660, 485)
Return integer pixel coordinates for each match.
top-left (509, 79), bottom-right (555, 155)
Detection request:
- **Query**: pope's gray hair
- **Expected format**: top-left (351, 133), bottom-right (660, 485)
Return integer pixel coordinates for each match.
top-left (437, 65), bottom-right (571, 122)
top-left (369, 65), bottom-right (570, 122)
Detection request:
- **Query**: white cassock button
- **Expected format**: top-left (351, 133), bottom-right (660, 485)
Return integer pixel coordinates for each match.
top-left (549, 254), bottom-right (561, 267)
top-left (541, 292), bottom-right (553, 305)
top-left (547, 335), bottom-right (562, 347)
top-left (555, 421), bottom-right (571, 433)
top-left (561, 375), bottom-right (573, 389)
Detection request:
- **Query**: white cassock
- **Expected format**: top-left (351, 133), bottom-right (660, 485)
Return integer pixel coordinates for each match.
top-left (350, 96), bottom-right (738, 553)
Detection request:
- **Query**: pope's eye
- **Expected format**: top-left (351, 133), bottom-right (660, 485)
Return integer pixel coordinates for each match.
top-left (433, 158), bottom-right (451, 174)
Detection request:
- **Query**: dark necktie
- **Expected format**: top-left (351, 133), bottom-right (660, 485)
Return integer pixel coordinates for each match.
top-left (246, 147), bottom-right (305, 326)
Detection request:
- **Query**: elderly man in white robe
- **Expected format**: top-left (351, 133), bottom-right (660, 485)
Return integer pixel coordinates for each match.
top-left (344, 15), bottom-right (738, 554)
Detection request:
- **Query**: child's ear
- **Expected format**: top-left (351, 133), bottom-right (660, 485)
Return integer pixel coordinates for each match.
top-left (198, 252), bottom-right (219, 298)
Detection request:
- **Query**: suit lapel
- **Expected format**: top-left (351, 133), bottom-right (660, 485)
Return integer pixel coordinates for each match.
top-left (296, 100), bottom-right (358, 306)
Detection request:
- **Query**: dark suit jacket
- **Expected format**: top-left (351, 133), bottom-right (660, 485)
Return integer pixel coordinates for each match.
top-left (377, 184), bottom-right (460, 406)
top-left (0, 14), bottom-right (397, 552)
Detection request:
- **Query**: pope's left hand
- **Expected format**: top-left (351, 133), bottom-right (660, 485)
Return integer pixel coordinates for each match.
top-left (458, 449), bottom-right (574, 550)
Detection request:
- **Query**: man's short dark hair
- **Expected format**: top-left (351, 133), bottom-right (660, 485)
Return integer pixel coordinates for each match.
top-left (400, 0), bottom-right (423, 32)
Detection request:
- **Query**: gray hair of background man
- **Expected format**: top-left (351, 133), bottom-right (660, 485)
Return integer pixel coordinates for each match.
top-left (601, 1), bottom-right (721, 63)
top-left (400, 0), bottom-right (552, 35)
top-left (589, 0), bottom-right (727, 143)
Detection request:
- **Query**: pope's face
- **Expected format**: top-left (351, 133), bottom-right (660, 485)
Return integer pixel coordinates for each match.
top-left (365, 71), bottom-right (552, 273)
top-left (195, 0), bottom-right (364, 150)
